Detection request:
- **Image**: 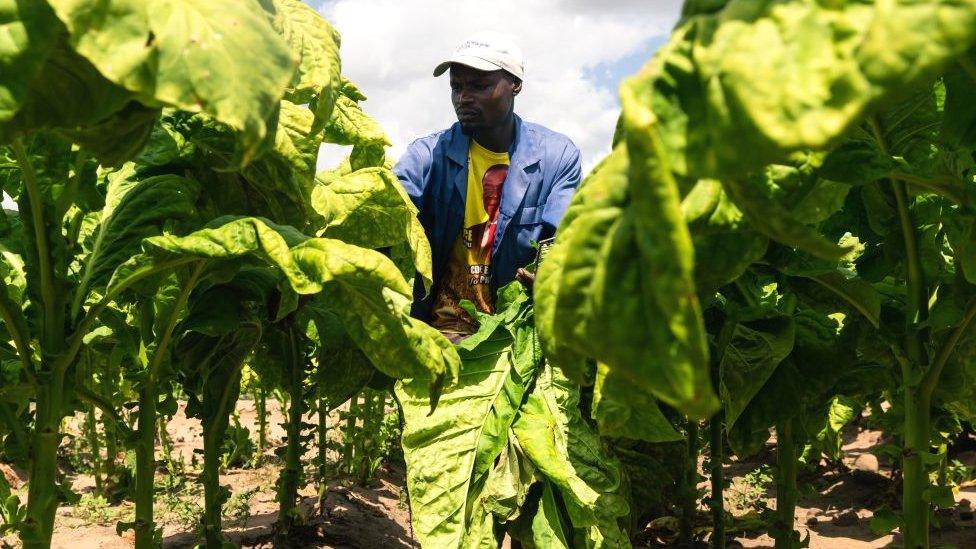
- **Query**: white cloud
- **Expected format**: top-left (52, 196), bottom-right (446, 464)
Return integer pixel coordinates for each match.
top-left (315, 0), bottom-right (681, 172)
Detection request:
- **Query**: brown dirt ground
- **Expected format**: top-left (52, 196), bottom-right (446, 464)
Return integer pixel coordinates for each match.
top-left (2, 403), bottom-right (975, 548)
top-left (4, 400), bottom-right (415, 549)
top-left (710, 427), bottom-right (976, 549)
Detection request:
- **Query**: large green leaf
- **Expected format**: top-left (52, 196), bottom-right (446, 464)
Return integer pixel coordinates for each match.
top-left (681, 179), bottom-right (768, 297)
top-left (240, 100), bottom-right (321, 224)
top-left (0, 1), bottom-right (59, 126)
top-left (511, 364), bottom-right (630, 547)
top-left (396, 287), bottom-right (538, 547)
top-left (60, 102), bottom-right (160, 167)
top-left (73, 171), bottom-right (199, 314)
top-left (720, 311), bottom-right (795, 430)
top-left (266, 0), bottom-right (342, 128)
top-left (535, 153), bottom-right (613, 384)
top-left (542, 141), bottom-right (717, 418)
top-left (108, 217), bottom-right (458, 390)
top-left (302, 299), bottom-right (375, 408)
top-left (726, 309), bottom-right (859, 456)
top-left (2, 39), bottom-right (135, 142)
top-left (591, 362), bottom-right (682, 443)
top-left (47, 0), bottom-right (295, 162)
top-left (649, 0), bottom-right (976, 180)
top-left (312, 167), bottom-right (433, 289)
top-left (941, 56), bottom-right (976, 149)
top-left (322, 79), bottom-right (389, 148)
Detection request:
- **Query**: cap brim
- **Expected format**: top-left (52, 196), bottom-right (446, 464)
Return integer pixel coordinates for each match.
top-left (433, 55), bottom-right (503, 77)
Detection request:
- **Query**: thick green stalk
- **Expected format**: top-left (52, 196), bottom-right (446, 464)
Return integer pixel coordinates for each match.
top-left (101, 362), bottom-right (119, 484)
top-left (86, 404), bottom-right (103, 495)
top-left (22, 380), bottom-right (64, 549)
top-left (872, 117), bottom-right (931, 548)
top-left (133, 384), bottom-right (157, 548)
top-left (894, 175), bottom-right (930, 549)
top-left (16, 137), bottom-right (69, 549)
top-left (774, 420), bottom-right (799, 549)
top-left (257, 386), bottom-right (268, 452)
top-left (133, 264), bottom-right (204, 548)
top-left (201, 370), bottom-right (242, 548)
top-left (680, 419), bottom-right (699, 548)
top-left (201, 420), bottom-right (223, 548)
top-left (709, 412), bottom-right (725, 549)
top-left (709, 318), bottom-right (735, 549)
top-left (316, 393), bottom-right (328, 512)
top-left (360, 392), bottom-right (383, 485)
top-left (11, 139), bottom-right (57, 350)
top-left (901, 384), bottom-right (931, 549)
top-left (278, 328), bottom-right (305, 532)
top-left (344, 395), bottom-right (359, 474)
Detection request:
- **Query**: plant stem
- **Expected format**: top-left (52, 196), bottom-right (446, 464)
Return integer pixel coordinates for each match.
top-left (102, 360), bottom-right (119, 485)
top-left (317, 392), bottom-right (329, 513)
top-left (0, 282), bottom-right (37, 384)
top-left (360, 391), bottom-right (383, 485)
top-left (133, 383), bottom-right (157, 549)
top-left (680, 419), bottom-right (699, 548)
top-left (344, 395), bottom-right (359, 475)
top-left (201, 355), bottom-right (246, 549)
top-left (257, 385), bottom-right (268, 453)
top-left (921, 297), bottom-right (976, 398)
top-left (278, 328), bottom-right (305, 533)
top-left (133, 263), bottom-right (204, 548)
top-left (709, 315), bottom-right (736, 549)
top-left (871, 116), bottom-right (931, 548)
top-left (901, 382), bottom-right (931, 549)
top-left (11, 139), bottom-right (58, 350)
top-left (774, 419), bottom-right (799, 549)
top-left (709, 412), bottom-right (725, 549)
top-left (85, 404), bottom-right (103, 496)
top-left (22, 377), bottom-right (64, 549)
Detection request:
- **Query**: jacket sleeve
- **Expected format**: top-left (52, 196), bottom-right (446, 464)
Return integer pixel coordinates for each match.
top-left (540, 140), bottom-right (582, 237)
top-left (393, 139), bottom-right (432, 211)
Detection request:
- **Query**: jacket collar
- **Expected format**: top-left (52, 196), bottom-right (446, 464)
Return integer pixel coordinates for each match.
top-left (444, 114), bottom-right (542, 170)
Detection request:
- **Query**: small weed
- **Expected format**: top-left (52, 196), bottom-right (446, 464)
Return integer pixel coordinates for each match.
top-left (157, 484), bottom-right (203, 531)
top-left (726, 465), bottom-right (774, 513)
top-left (72, 494), bottom-right (115, 524)
top-left (943, 458), bottom-right (976, 487)
top-left (223, 487), bottom-right (260, 527)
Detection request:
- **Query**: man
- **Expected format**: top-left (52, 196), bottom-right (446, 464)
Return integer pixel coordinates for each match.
top-left (394, 31), bottom-right (582, 342)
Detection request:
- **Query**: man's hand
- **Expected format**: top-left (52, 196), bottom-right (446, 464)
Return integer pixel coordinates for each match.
top-left (516, 268), bottom-right (536, 290)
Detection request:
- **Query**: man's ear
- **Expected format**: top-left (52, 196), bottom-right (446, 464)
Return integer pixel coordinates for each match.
top-left (513, 78), bottom-right (522, 96)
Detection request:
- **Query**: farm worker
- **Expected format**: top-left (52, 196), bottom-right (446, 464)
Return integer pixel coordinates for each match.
top-left (394, 31), bottom-right (582, 343)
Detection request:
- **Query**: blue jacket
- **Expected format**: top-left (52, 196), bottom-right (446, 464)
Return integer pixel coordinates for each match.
top-left (393, 115), bottom-right (582, 320)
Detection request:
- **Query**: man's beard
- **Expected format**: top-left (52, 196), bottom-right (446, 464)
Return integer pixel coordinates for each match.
top-left (459, 121), bottom-right (479, 135)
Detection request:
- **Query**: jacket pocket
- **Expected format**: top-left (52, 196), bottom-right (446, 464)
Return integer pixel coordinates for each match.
top-left (514, 205), bottom-right (544, 267)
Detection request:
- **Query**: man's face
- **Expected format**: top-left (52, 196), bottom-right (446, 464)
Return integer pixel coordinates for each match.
top-left (449, 65), bottom-right (520, 134)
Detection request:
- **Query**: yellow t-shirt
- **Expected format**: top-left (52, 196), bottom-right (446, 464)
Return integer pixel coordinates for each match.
top-left (431, 139), bottom-right (510, 335)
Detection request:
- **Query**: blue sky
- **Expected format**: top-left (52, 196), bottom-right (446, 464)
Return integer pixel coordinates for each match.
top-left (308, 0), bottom-right (683, 170)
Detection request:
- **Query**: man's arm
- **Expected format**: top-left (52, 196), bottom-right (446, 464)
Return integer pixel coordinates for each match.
top-left (540, 140), bottom-right (582, 237)
top-left (519, 140), bottom-right (582, 289)
top-left (393, 139), bottom-right (433, 212)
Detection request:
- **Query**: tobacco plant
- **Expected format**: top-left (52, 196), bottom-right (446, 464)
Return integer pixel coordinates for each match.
top-left (0, 1), bottom-right (458, 548)
top-left (536, 1), bottom-right (976, 548)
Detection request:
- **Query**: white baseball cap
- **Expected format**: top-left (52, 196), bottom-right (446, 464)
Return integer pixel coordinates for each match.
top-left (433, 31), bottom-right (525, 81)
